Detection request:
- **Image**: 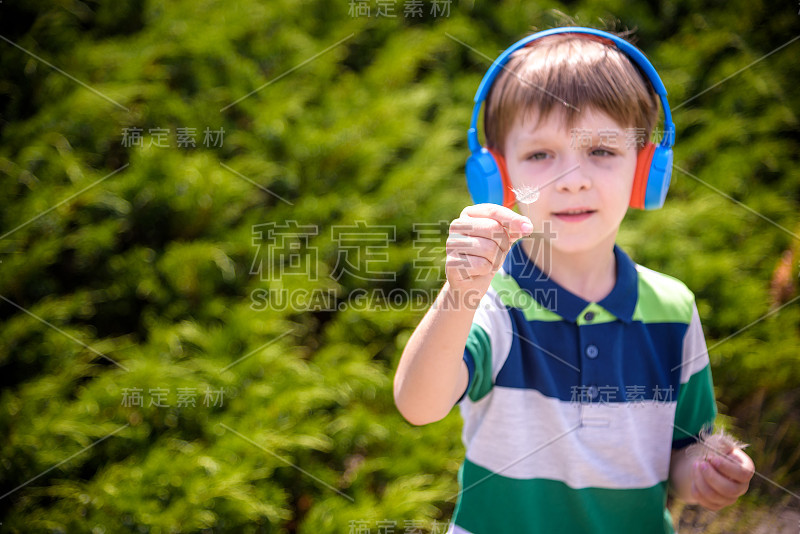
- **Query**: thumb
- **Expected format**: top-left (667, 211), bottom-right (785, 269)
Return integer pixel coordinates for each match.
top-left (507, 215), bottom-right (534, 242)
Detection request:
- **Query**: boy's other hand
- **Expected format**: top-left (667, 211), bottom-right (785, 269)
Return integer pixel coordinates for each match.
top-left (445, 204), bottom-right (533, 303)
top-left (691, 447), bottom-right (755, 511)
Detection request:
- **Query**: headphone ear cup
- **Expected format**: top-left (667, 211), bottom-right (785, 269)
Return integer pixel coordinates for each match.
top-left (629, 143), bottom-right (673, 210)
top-left (643, 146), bottom-right (673, 210)
top-left (466, 148), bottom-right (505, 205)
top-left (630, 143), bottom-right (655, 210)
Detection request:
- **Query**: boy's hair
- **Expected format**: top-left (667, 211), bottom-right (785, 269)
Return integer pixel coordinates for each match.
top-left (484, 33), bottom-right (660, 155)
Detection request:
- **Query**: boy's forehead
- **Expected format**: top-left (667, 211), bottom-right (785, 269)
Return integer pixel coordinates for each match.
top-left (509, 107), bottom-right (627, 139)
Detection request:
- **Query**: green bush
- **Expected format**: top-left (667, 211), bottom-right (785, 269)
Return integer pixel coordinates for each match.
top-left (0, 0), bottom-right (797, 532)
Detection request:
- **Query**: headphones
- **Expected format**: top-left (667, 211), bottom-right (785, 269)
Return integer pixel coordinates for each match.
top-left (465, 27), bottom-right (675, 210)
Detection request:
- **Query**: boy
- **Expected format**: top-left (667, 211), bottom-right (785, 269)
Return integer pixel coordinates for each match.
top-left (394, 28), bottom-right (754, 533)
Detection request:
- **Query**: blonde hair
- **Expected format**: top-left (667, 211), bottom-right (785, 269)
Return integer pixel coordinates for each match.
top-left (484, 33), bottom-right (660, 154)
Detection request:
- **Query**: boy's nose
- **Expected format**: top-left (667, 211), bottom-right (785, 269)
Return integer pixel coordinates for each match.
top-left (554, 160), bottom-right (591, 192)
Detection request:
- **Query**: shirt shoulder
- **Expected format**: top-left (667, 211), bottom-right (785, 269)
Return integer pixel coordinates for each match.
top-left (633, 264), bottom-right (695, 324)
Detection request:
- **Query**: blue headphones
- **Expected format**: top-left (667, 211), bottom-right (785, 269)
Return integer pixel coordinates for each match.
top-left (465, 27), bottom-right (675, 210)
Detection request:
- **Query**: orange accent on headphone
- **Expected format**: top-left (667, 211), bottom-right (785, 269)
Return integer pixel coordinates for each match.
top-left (630, 143), bottom-right (656, 210)
top-left (488, 148), bottom-right (517, 209)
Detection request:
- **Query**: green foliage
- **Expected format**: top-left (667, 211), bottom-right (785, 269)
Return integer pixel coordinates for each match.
top-left (0, 0), bottom-right (798, 532)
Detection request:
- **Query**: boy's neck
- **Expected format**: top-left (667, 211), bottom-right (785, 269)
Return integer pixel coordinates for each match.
top-left (521, 237), bottom-right (618, 303)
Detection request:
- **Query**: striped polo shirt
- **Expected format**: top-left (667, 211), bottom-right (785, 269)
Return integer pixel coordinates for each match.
top-left (449, 243), bottom-right (716, 534)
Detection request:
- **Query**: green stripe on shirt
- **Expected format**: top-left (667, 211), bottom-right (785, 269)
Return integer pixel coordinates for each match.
top-left (633, 266), bottom-right (695, 324)
top-left (489, 274), bottom-right (563, 322)
top-left (453, 459), bottom-right (674, 534)
top-left (465, 323), bottom-right (493, 402)
top-left (673, 364), bottom-right (717, 442)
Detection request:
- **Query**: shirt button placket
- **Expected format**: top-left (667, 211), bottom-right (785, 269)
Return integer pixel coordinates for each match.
top-left (578, 310), bottom-right (600, 408)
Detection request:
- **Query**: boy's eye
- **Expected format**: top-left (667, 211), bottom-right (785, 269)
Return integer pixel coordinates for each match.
top-left (525, 152), bottom-right (548, 161)
top-left (590, 148), bottom-right (615, 157)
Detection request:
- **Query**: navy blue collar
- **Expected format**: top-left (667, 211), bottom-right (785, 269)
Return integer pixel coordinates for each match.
top-left (502, 242), bottom-right (639, 323)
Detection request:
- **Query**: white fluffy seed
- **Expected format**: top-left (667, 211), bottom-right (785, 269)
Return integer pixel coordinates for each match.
top-left (685, 428), bottom-right (748, 462)
top-left (511, 185), bottom-right (540, 204)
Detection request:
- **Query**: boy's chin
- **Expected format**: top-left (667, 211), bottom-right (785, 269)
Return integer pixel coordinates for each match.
top-left (548, 236), bottom-right (614, 256)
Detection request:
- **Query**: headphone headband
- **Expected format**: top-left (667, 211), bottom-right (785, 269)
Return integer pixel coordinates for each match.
top-left (467, 27), bottom-right (675, 152)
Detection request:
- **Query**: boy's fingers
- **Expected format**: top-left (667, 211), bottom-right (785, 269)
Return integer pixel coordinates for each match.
top-left (446, 235), bottom-right (508, 268)
top-left (445, 250), bottom-right (497, 282)
top-left (710, 450), bottom-right (755, 485)
top-left (450, 218), bottom-right (510, 253)
top-left (702, 460), bottom-right (744, 497)
top-left (446, 251), bottom-right (494, 277)
top-left (461, 204), bottom-right (533, 241)
top-left (693, 463), bottom-right (727, 510)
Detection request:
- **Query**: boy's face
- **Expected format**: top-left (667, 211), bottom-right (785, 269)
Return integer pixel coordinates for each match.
top-left (503, 107), bottom-right (638, 255)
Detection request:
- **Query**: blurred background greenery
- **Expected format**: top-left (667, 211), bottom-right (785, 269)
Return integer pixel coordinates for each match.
top-left (0, 0), bottom-right (798, 532)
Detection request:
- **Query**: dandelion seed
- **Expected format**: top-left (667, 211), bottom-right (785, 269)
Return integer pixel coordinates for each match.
top-left (685, 427), bottom-right (748, 462)
top-left (511, 185), bottom-right (540, 204)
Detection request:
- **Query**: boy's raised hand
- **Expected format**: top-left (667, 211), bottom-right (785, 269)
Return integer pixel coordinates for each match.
top-left (445, 204), bottom-right (533, 303)
top-left (691, 447), bottom-right (755, 511)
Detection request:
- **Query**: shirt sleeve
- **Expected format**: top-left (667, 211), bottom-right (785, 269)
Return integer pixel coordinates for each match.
top-left (457, 323), bottom-right (493, 403)
top-left (672, 301), bottom-right (718, 449)
top-left (457, 346), bottom-right (476, 404)
top-left (456, 287), bottom-right (513, 404)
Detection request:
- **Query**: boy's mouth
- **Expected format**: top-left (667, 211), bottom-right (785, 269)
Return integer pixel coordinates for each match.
top-left (552, 208), bottom-right (596, 222)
